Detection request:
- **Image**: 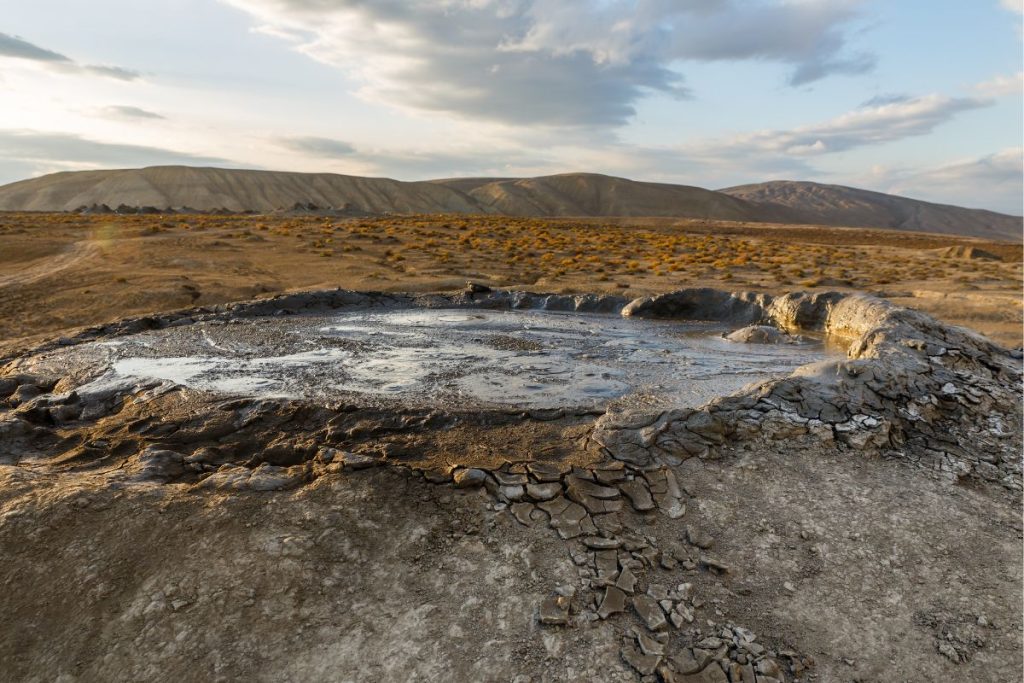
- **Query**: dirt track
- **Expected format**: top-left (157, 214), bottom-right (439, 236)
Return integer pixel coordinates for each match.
top-left (0, 240), bottom-right (101, 289)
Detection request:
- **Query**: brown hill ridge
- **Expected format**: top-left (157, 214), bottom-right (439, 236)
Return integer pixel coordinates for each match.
top-left (438, 173), bottom-right (798, 223)
top-left (721, 180), bottom-right (1021, 242)
top-left (0, 166), bottom-right (1019, 240)
top-left (0, 166), bottom-right (483, 215)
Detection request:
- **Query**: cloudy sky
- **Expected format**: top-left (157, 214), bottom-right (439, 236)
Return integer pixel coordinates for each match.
top-left (1, 0), bottom-right (1022, 213)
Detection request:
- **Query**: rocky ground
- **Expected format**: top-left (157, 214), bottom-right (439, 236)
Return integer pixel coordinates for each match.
top-left (0, 288), bottom-right (1021, 682)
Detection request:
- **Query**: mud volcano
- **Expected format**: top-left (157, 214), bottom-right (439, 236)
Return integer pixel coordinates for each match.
top-left (0, 288), bottom-right (1020, 682)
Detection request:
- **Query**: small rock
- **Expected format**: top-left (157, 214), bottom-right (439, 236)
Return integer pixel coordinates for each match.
top-left (594, 549), bottom-right (619, 576)
top-left (566, 474), bottom-right (621, 499)
top-left (621, 642), bottom-right (661, 676)
top-left (593, 513), bottom-right (623, 534)
top-left (724, 325), bottom-right (793, 345)
top-left (554, 584), bottom-right (576, 598)
top-left (937, 641), bottom-right (962, 663)
top-left (698, 556), bottom-right (730, 574)
top-left (343, 452), bottom-right (381, 470)
top-left (619, 479), bottom-right (656, 511)
top-left (671, 649), bottom-right (708, 675)
top-left (670, 605), bottom-right (694, 627)
top-left (525, 482), bottom-right (562, 501)
top-left (632, 594), bottom-right (668, 631)
top-left (452, 468), bottom-right (487, 488)
top-left (598, 586), bottom-right (627, 619)
top-left (421, 469), bottom-right (451, 484)
top-left (754, 658), bottom-right (782, 677)
top-left (637, 631), bottom-right (665, 656)
top-left (582, 536), bottom-right (622, 550)
top-left (247, 463), bottom-right (304, 491)
top-left (130, 447), bottom-right (186, 482)
top-left (499, 484), bottom-right (526, 501)
top-left (9, 384), bottom-right (41, 405)
top-left (732, 662), bottom-right (756, 683)
top-left (510, 502), bottom-right (535, 526)
top-left (493, 470), bottom-right (528, 486)
top-left (647, 585), bottom-right (669, 601)
top-left (540, 497), bottom-right (596, 539)
top-left (527, 462), bottom-right (564, 482)
top-left (539, 595), bottom-right (570, 625)
top-left (594, 467), bottom-right (627, 485)
top-left (655, 493), bottom-right (686, 519)
top-left (678, 662), bottom-right (728, 682)
top-left (686, 526), bottom-right (714, 549)
top-left (615, 565), bottom-right (638, 594)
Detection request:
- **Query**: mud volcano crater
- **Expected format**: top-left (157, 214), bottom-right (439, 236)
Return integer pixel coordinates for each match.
top-left (0, 287), bottom-right (1021, 682)
top-left (26, 307), bottom-right (835, 412)
top-left (0, 286), bottom-right (1019, 487)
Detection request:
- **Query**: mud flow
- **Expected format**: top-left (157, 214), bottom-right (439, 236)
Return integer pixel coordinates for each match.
top-left (30, 308), bottom-right (835, 410)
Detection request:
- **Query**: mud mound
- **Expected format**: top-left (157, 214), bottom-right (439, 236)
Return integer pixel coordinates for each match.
top-left (1, 288), bottom-right (1021, 681)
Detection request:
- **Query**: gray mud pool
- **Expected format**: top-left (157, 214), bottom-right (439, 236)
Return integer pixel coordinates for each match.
top-left (39, 309), bottom-right (839, 411)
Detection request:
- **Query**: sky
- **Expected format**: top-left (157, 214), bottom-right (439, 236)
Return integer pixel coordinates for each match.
top-left (1, 0), bottom-right (1022, 214)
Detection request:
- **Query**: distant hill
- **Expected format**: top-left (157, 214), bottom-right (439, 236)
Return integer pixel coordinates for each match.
top-left (442, 173), bottom-right (799, 222)
top-left (0, 166), bottom-right (1020, 240)
top-left (0, 166), bottom-right (483, 215)
top-left (428, 177), bottom-right (513, 193)
top-left (721, 180), bottom-right (1021, 242)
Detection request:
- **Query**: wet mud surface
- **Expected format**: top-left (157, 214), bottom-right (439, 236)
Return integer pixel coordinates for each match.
top-left (24, 309), bottom-right (834, 412)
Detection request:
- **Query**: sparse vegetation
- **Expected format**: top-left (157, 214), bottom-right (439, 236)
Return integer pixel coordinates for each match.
top-left (0, 211), bottom-right (1020, 350)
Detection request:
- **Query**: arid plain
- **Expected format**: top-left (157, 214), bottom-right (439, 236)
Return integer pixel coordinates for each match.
top-left (0, 211), bottom-right (1020, 355)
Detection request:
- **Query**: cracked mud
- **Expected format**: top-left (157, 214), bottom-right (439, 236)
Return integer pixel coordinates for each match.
top-left (0, 287), bottom-right (1020, 682)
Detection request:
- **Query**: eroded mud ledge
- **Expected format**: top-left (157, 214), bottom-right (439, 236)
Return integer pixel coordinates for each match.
top-left (1, 288), bottom-right (1021, 682)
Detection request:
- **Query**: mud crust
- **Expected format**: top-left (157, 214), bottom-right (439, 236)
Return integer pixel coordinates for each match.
top-left (1, 288), bottom-right (1021, 682)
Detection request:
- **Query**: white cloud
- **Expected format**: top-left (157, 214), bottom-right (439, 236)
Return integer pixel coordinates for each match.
top-left (95, 105), bottom-right (166, 121)
top-left (865, 147), bottom-right (1023, 215)
top-left (279, 136), bottom-right (356, 157)
top-left (691, 93), bottom-right (990, 161)
top-left (0, 32), bottom-right (140, 81)
top-left (1000, 0), bottom-right (1022, 15)
top-left (975, 71), bottom-right (1024, 97)
top-left (222, 0), bottom-right (874, 126)
top-left (0, 129), bottom-right (234, 185)
top-left (259, 86), bottom-right (1003, 191)
top-left (273, 135), bottom-right (550, 178)
top-left (546, 90), bottom-right (1002, 191)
